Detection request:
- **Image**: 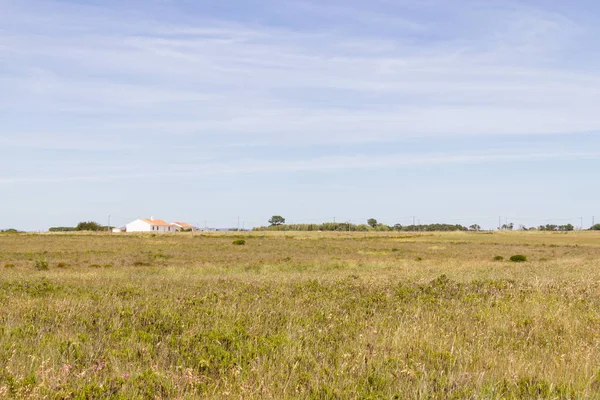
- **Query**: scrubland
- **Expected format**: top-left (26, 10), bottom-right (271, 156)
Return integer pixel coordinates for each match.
top-left (1, 231), bottom-right (600, 399)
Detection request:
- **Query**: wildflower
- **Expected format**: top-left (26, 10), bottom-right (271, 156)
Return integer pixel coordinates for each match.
top-left (61, 364), bottom-right (73, 374)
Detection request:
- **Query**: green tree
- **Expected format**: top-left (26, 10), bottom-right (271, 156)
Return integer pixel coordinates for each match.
top-left (367, 218), bottom-right (378, 228)
top-left (469, 224), bottom-right (481, 231)
top-left (501, 222), bottom-right (514, 231)
top-left (268, 216), bottom-right (286, 226)
top-left (590, 224), bottom-right (600, 231)
top-left (76, 221), bottom-right (103, 231)
top-left (375, 224), bottom-right (391, 232)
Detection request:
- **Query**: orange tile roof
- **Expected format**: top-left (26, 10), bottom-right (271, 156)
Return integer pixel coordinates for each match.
top-left (173, 222), bottom-right (194, 228)
top-left (140, 218), bottom-right (172, 227)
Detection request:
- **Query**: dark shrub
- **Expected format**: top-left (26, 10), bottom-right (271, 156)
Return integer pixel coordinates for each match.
top-left (232, 239), bottom-right (246, 246)
top-left (493, 255), bottom-right (504, 261)
top-left (133, 260), bottom-right (151, 266)
top-left (510, 255), bottom-right (527, 263)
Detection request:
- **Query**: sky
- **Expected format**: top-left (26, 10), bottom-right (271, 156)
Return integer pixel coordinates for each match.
top-left (1, 0), bottom-right (599, 231)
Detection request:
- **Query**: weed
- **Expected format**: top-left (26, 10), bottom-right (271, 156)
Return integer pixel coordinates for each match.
top-left (56, 262), bottom-right (68, 268)
top-left (149, 252), bottom-right (169, 260)
top-left (34, 259), bottom-right (49, 270)
top-left (493, 255), bottom-right (504, 261)
top-left (232, 239), bottom-right (246, 246)
top-left (4, 263), bottom-right (15, 268)
top-left (133, 260), bottom-right (151, 266)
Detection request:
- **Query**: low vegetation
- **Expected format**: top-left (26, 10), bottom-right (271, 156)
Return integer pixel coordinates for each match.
top-left (509, 254), bottom-right (528, 263)
top-left (49, 221), bottom-right (111, 232)
top-left (1, 231), bottom-right (600, 398)
top-left (255, 216), bottom-right (600, 233)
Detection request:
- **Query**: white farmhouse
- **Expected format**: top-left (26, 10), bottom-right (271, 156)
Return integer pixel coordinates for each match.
top-left (126, 218), bottom-right (175, 233)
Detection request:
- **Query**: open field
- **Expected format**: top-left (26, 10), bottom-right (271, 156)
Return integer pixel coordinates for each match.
top-left (1, 231), bottom-right (600, 399)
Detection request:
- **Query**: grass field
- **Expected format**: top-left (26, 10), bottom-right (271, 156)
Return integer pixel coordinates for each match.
top-left (1, 231), bottom-right (600, 399)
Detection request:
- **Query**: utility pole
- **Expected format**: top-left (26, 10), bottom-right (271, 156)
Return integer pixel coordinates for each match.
top-left (581, 217), bottom-right (584, 231)
top-left (499, 216), bottom-right (502, 231)
top-left (108, 214), bottom-right (111, 233)
top-left (333, 217), bottom-right (336, 223)
top-left (412, 216), bottom-right (416, 231)
top-left (237, 216), bottom-right (240, 231)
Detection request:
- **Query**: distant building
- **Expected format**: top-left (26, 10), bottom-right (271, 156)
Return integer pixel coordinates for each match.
top-left (126, 218), bottom-right (175, 233)
top-left (171, 222), bottom-right (197, 232)
top-left (112, 227), bottom-right (123, 233)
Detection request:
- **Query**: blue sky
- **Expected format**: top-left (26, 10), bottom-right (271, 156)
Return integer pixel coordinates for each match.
top-left (1, 0), bottom-right (599, 230)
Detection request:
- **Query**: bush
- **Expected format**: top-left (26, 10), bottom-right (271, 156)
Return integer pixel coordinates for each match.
top-left (49, 227), bottom-right (77, 232)
top-left (493, 256), bottom-right (504, 261)
top-left (509, 255), bottom-right (527, 263)
top-left (76, 221), bottom-right (104, 231)
top-left (232, 239), bottom-right (246, 246)
top-left (34, 260), bottom-right (49, 270)
top-left (56, 262), bottom-right (68, 268)
top-left (133, 260), bottom-right (151, 266)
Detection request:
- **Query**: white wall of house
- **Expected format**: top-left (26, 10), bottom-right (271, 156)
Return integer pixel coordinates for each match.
top-left (126, 219), bottom-right (177, 233)
top-left (126, 219), bottom-right (152, 232)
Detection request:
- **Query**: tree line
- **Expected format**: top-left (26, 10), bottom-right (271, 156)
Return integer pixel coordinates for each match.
top-left (256, 216), bottom-right (600, 232)
top-left (255, 216), bottom-right (470, 232)
top-left (49, 221), bottom-right (112, 232)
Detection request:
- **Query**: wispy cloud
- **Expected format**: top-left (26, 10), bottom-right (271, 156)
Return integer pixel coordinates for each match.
top-left (2, 150), bottom-right (598, 185)
top-left (2, 0), bottom-right (600, 153)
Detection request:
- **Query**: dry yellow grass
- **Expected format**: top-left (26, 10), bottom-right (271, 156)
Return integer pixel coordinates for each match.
top-left (1, 231), bottom-right (600, 398)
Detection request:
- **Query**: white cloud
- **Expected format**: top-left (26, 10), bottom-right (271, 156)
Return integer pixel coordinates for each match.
top-left (1, 0), bottom-right (600, 150)
top-left (1, 150), bottom-right (598, 185)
